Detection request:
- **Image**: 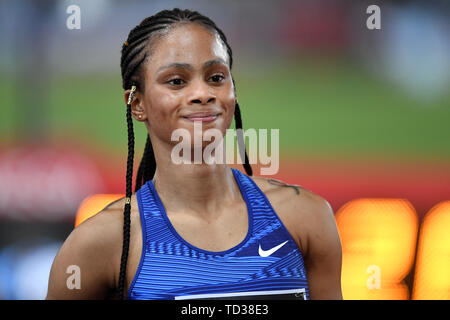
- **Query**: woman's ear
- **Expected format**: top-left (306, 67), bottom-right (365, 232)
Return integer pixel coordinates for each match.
top-left (124, 89), bottom-right (147, 121)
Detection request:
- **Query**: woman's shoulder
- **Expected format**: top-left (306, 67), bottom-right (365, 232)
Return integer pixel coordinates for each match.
top-left (251, 175), bottom-right (331, 211)
top-left (47, 196), bottom-right (138, 299)
top-left (60, 194), bottom-right (139, 274)
top-left (65, 195), bottom-right (141, 265)
top-left (250, 175), bottom-right (335, 257)
top-left (69, 194), bottom-right (142, 270)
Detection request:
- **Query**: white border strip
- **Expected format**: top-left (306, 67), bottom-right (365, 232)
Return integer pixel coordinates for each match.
top-left (174, 288), bottom-right (306, 300)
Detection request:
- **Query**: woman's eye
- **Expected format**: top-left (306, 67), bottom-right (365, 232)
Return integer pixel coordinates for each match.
top-left (210, 74), bottom-right (225, 83)
top-left (167, 78), bottom-right (185, 86)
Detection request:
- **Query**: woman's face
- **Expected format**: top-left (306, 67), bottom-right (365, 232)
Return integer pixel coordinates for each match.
top-left (136, 22), bottom-right (236, 149)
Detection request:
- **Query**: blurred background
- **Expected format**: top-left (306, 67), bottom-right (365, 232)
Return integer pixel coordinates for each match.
top-left (0, 0), bottom-right (449, 300)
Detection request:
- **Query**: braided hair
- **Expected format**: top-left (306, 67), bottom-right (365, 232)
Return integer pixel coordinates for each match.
top-left (118, 8), bottom-right (252, 299)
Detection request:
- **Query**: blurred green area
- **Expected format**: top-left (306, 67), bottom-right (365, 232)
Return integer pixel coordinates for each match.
top-left (1, 57), bottom-right (449, 161)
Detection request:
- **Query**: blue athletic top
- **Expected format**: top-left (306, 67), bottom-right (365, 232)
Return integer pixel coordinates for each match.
top-left (127, 168), bottom-right (309, 300)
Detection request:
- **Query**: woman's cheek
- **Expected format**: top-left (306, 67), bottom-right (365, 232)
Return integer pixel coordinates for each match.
top-left (148, 89), bottom-right (179, 123)
top-left (222, 92), bottom-right (236, 126)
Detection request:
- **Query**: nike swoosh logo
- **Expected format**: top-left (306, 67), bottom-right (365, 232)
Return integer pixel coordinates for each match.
top-left (258, 240), bottom-right (289, 257)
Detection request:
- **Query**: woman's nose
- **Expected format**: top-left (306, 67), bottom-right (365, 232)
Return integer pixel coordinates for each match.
top-left (188, 80), bottom-right (216, 105)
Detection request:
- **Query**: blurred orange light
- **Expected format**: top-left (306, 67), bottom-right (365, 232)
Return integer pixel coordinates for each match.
top-left (412, 201), bottom-right (450, 300)
top-left (335, 199), bottom-right (419, 300)
top-left (74, 194), bottom-right (124, 227)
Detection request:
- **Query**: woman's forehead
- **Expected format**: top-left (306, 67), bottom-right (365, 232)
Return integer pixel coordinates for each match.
top-left (146, 23), bottom-right (229, 72)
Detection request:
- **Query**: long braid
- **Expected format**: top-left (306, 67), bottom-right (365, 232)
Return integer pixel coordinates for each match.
top-left (234, 102), bottom-right (253, 176)
top-left (119, 8), bottom-right (252, 299)
top-left (118, 85), bottom-right (136, 299)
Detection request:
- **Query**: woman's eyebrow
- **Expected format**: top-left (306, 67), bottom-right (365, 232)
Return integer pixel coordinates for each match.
top-left (157, 58), bottom-right (227, 73)
top-left (202, 58), bottom-right (227, 69)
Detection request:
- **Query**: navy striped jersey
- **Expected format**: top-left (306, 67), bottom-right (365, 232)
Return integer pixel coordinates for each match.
top-left (127, 168), bottom-right (309, 300)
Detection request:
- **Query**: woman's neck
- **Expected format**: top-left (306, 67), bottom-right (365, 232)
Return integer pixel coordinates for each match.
top-left (151, 142), bottom-right (242, 217)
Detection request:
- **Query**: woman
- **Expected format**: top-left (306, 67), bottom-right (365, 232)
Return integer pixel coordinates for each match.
top-left (46, 8), bottom-right (342, 300)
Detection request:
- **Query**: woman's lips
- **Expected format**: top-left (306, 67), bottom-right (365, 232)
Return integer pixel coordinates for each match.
top-left (182, 113), bottom-right (220, 123)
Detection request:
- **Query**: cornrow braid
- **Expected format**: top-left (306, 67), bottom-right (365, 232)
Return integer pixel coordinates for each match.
top-left (117, 85), bottom-right (136, 300)
top-left (118, 8), bottom-right (252, 300)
